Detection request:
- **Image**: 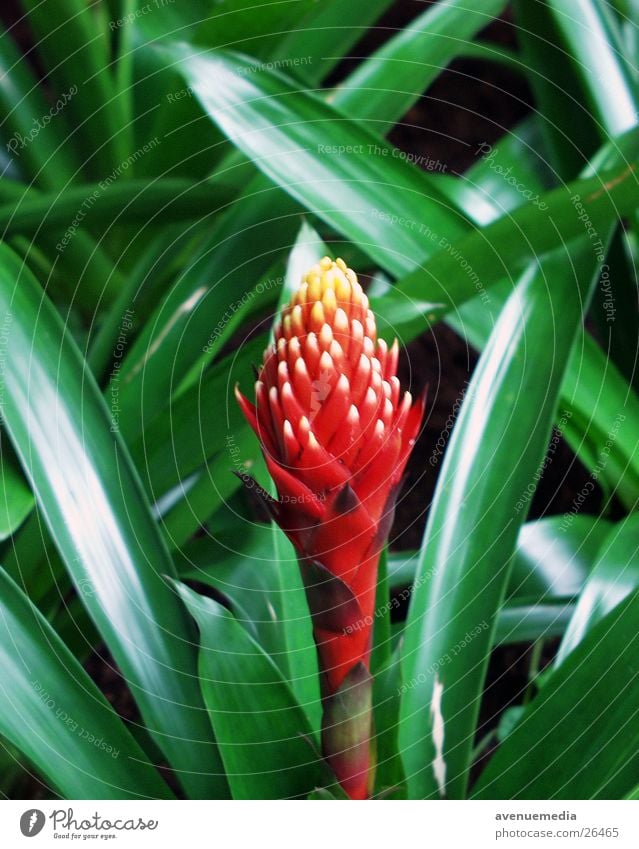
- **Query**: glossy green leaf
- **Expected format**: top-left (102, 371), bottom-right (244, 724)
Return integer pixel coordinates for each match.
top-left (21, 0), bottom-right (128, 177)
top-left (399, 238), bottom-right (603, 800)
top-left (434, 125), bottom-right (639, 507)
top-left (163, 44), bottom-right (468, 279)
top-left (0, 440), bottom-right (33, 540)
top-left (493, 602), bottom-right (575, 646)
top-left (556, 514), bottom-right (639, 664)
top-left (379, 152), bottom-right (639, 336)
top-left (373, 645), bottom-right (405, 797)
top-left (0, 179), bottom-right (235, 238)
top-left (0, 242), bottom-right (227, 799)
top-left (165, 45), bottom-right (639, 330)
top-left (176, 582), bottom-right (331, 799)
top-left (388, 515), bottom-right (609, 599)
top-left (271, 0), bottom-right (396, 84)
top-left (547, 0), bottom-right (639, 138)
top-left (334, 0), bottom-right (508, 124)
top-left (0, 568), bottom-right (173, 799)
top-left (508, 515), bottom-right (611, 601)
top-left (473, 589), bottom-right (639, 799)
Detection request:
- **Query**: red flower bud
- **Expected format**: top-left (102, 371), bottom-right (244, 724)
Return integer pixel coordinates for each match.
top-left (236, 257), bottom-right (424, 798)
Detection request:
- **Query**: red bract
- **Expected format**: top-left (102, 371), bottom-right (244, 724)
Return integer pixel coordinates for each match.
top-left (236, 257), bottom-right (424, 799)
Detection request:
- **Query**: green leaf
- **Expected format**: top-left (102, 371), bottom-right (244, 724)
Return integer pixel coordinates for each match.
top-left (493, 601), bottom-right (575, 646)
top-left (0, 179), bottom-right (235, 238)
top-left (373, 645), bottom-right (406, 797)
top-left (271, 0), bottom-right (396, 84)
top-left (556, 514), bottom-right (639, 665)
top-left (0, 242), bottom-right (227, 799)
top-left (334, 0), bottom-right (508, 125)
top-left (164, 45), bottom-right (639, 329)
top-left (163, 44), bottom-right (468, 279)
top-left (379, 150), bottom-right (639, 336)
top-left (0, 568), bottom-right (173, 799)
top-left (399, 238), bottom-right (603, 800)
top-left (546, 0), bottom-right (639, 138)
top-left (176, 582), bottom-right (332, 799)
top-left (0, 440), bottom-right (33, 540)
top-left (509, 515), bottom-right (611, 601)
top-left (473, 589), bottom-right (639, 799)
top-left (21, 0), bottom-right (129, 177)
top-left (388, 515), bottom-right (610, 599)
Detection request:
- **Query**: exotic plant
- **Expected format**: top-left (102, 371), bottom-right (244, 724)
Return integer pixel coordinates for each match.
top-left (236, 257), bottom-right (424, 797)
top-left (0, 0), bottom-right (637, 805)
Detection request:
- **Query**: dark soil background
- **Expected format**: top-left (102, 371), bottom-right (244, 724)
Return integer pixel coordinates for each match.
top-left (3, 0), bottom-right (609, 797)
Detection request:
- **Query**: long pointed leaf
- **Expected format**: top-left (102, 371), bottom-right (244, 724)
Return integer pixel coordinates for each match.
top-left (0, 242), bottom-right (228, 799)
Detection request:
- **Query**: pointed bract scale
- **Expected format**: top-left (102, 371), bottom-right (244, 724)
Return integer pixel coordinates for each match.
top-left (310, 301), bottom-right (326, 334)
top-left (348, 319), bottom-right (364, 366)
top-left (385, 338), bottom-right (399, 380)
top-left (350, 353), bottom-right (371, 408)
top-left (292, 357), bottom-right (313, 411)
top-left (303, 332), bottom-right (321, 377)
top-left (313, 373), bottom-right (351, 446)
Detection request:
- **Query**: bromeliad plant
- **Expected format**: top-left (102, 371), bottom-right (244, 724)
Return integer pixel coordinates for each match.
top-left (1, 0), bottom-right (639, 803)
top-left (235, 257), bottom-right (424, 797)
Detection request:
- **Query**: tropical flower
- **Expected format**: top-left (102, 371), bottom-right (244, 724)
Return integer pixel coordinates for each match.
top-left (235, 256), bottom-right (424, 798)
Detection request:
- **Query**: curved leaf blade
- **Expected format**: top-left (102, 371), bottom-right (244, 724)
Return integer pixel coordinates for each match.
top-left (0, 568), bottom-right (173, 799)
top-left (177, 582), bottom-right (332, 799)
top-left (0, 243), bottom-right (228, 799)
